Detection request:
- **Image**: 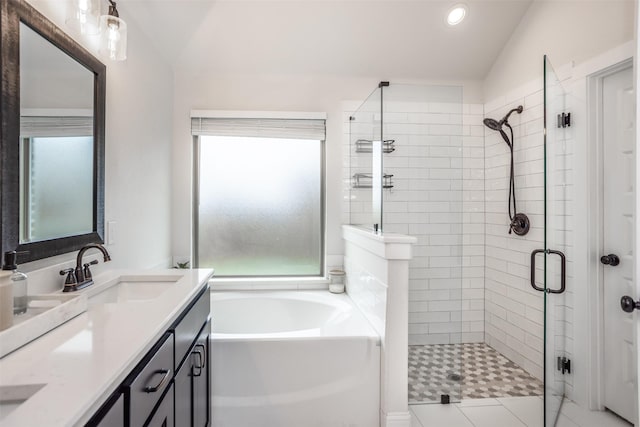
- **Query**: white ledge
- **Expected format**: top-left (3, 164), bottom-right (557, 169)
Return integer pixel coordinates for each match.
top-left (342, 225), bottom-right (417, 260)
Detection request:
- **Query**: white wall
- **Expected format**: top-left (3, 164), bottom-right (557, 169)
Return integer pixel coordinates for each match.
top-left (171, 72), bottom-right (483, 268)
top-left (484, 0), bottom-right (634, 101)
top-left (20, 1), bottom-right (174, 281)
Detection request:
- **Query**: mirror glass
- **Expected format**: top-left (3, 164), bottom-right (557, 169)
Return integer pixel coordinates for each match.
top-left (18, 22), bottom-right (94, 243)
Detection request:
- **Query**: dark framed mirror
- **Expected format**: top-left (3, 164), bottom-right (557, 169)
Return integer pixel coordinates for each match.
top-left (1, 0), bottom-right (106, 263)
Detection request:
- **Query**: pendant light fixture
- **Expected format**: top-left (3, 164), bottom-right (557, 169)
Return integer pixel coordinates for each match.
top-left (99, 0), bottom-right (127, 61)
top-left (66, 0), bottom-right (101, 35)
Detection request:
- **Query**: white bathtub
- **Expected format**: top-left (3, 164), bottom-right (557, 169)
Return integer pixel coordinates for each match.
top-left (210, 291), bottom-right (381, 427)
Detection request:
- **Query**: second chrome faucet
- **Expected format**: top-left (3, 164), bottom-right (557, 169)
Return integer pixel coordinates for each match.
top-left (60, 244), bottom-right (111, 292)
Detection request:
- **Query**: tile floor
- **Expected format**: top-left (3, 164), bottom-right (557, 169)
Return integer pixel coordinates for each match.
top-left (410, 396), bottom-right (633, 427)
top-left (409, 343), bottom-right (544, 403)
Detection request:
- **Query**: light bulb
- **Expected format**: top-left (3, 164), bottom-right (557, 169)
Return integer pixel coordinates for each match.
top-left (78, 0), bottom-right (89, 13)
top-left (107, 25), bottom-right (120, 60)
top-left (67, 0), bottom-right (100, 35)
top-left (99, 14), bottom-right (127, 61)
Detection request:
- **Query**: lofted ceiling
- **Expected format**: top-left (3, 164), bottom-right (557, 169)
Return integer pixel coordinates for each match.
top-left (122, 0), bottom-right (533, 80)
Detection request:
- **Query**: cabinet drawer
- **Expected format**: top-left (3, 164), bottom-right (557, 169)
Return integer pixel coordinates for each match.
top-left (172, 287), bottom-right (210, 370)
top-left (125, 332), bottom-right (174, 427)
top-left (144, 383), bottom-right (174, 427)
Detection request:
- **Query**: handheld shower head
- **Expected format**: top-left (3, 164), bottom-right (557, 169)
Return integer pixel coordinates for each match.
top-left (482, 105), bottom-right (529, 236)
top-left (482, 118), bottom-right (502, 131)
top-left (483, 105), bottom-right (524, 132)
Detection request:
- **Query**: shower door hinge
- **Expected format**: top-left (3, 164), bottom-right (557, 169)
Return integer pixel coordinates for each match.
top-left (557, 112), bottom-right (571, 128)
top-left (557, 356), bottom-right (571, 375)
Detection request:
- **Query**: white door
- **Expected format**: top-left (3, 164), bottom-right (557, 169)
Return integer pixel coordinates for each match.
top-left (603, 65), bottom-right (637, 424)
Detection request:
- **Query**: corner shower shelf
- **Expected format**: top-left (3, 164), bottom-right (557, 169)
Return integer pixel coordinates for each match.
top-left (352, 173), bottom-right (394, 189)
top-left (355, 139), bottom-right (396, 153)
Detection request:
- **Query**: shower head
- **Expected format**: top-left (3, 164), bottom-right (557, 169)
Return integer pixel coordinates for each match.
top-left (483, 105), bottom-right (524, 132)
top-left (483, 118), bottom-right (502, 131)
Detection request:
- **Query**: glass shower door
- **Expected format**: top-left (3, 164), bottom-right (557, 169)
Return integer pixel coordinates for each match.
top-left (542, 55), bottom-right (570, 427)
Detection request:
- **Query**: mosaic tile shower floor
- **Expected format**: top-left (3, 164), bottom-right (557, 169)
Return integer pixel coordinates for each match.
top-left (408, 342), bottom-right (544, 403)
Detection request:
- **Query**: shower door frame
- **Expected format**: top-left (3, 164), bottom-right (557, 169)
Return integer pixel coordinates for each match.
top-left (541, 54), bottom-right (569, 427)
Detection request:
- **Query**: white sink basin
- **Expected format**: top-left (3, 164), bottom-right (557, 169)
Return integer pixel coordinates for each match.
top-left (88, 275), bottom-right (181, 307)
top-left (0, 383), bottom-right (46, 421)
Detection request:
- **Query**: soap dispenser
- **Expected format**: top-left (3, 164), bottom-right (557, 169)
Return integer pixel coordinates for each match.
top-left (2, 251), bottom-right (28, 315)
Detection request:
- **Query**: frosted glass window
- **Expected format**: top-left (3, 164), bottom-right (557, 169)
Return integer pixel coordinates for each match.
top-left (197, 136), bottom-right (323, 277)
top-left (20, 136), bottom-right (93, 242)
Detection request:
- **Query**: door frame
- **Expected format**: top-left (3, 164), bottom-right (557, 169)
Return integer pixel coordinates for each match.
top-left (585, 57), bottom-right (635, 413)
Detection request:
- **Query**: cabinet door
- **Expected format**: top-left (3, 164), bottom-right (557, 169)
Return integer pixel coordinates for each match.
top-left (193, 320), bottom-right (210, 427)
top-left (145, 384), bottom-right (174, 427)
top-left (174, 354), bottom-right (192, 426)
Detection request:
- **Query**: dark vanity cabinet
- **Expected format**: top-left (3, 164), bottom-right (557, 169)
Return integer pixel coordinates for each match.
top-left (175, 320), bottom-right (211, 427)
top-left (86, 286), bottom-right (210, 427)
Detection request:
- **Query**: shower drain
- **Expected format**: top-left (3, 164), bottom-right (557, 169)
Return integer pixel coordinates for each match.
top-left (447, 372), bottom-right (464, 382)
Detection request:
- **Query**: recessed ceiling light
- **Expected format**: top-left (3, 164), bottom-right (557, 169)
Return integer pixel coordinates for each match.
top-left (447, 4), bottom-right (467, 26)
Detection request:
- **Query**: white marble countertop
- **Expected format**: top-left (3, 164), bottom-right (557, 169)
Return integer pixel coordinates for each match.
top-left (0, 268), bottom-right (213, 427)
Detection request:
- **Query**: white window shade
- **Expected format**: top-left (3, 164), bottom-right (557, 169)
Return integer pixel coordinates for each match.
top-left (191, 117), bottom-right (326, 141)
top-left (21, 116), bottom-right (93, 137)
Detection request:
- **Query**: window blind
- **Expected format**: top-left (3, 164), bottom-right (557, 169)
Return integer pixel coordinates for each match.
top-left (191, 117), bottom-right (326, 141)
top-left (20, 116), bottom-right (93, 138)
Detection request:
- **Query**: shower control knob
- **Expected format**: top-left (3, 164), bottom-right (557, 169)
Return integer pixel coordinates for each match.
top-left (620, 296), bottom-right (640, 313)
top-left (600, 254), bottom-right (620, 266)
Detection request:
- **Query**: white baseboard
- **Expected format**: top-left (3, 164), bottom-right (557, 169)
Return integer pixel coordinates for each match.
top-left (382, 411), bottom-right (411, 427)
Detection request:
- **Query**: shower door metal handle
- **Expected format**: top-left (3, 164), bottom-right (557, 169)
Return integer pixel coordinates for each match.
top-left (530, 249), bottom-right (546, 292)
top-left (530, 249), bottom-right (566, 294)
top-left (546, 250), bottom-right (566, 294)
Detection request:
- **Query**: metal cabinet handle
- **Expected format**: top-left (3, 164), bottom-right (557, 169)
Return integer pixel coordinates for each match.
top-left (192, 344), bottom-right (206, 377)
top-left (193, 351), bottom-right (203, 377)
top-left (143, 369), bottom-right (171, 393)
top-left (530, 249), bottom-right (566, 294)
top-left (195, 343), bottom-right (206, 369)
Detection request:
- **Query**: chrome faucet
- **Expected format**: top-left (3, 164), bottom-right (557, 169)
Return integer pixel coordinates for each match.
top-left (60, 244), bottom-right (111, 292)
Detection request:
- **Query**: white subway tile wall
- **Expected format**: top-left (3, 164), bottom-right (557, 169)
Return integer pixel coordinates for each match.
top-left (484, 90), bottom-right (546, 381)
top-left (484, 77), bottom-right (574, 384)
top-left (343, 99), bottom-right (486, 346)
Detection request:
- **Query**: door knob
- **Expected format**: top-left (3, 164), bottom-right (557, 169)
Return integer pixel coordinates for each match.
top-left (620, 296), bottom-right (640, 313)
top-left (600, 254), bottom-right (620, 266)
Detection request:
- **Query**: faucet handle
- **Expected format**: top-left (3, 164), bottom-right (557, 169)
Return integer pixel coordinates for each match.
top-left (83, 260), bottom-right (99, 280)
top-left (59, 268), bottom-right (77, 287)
